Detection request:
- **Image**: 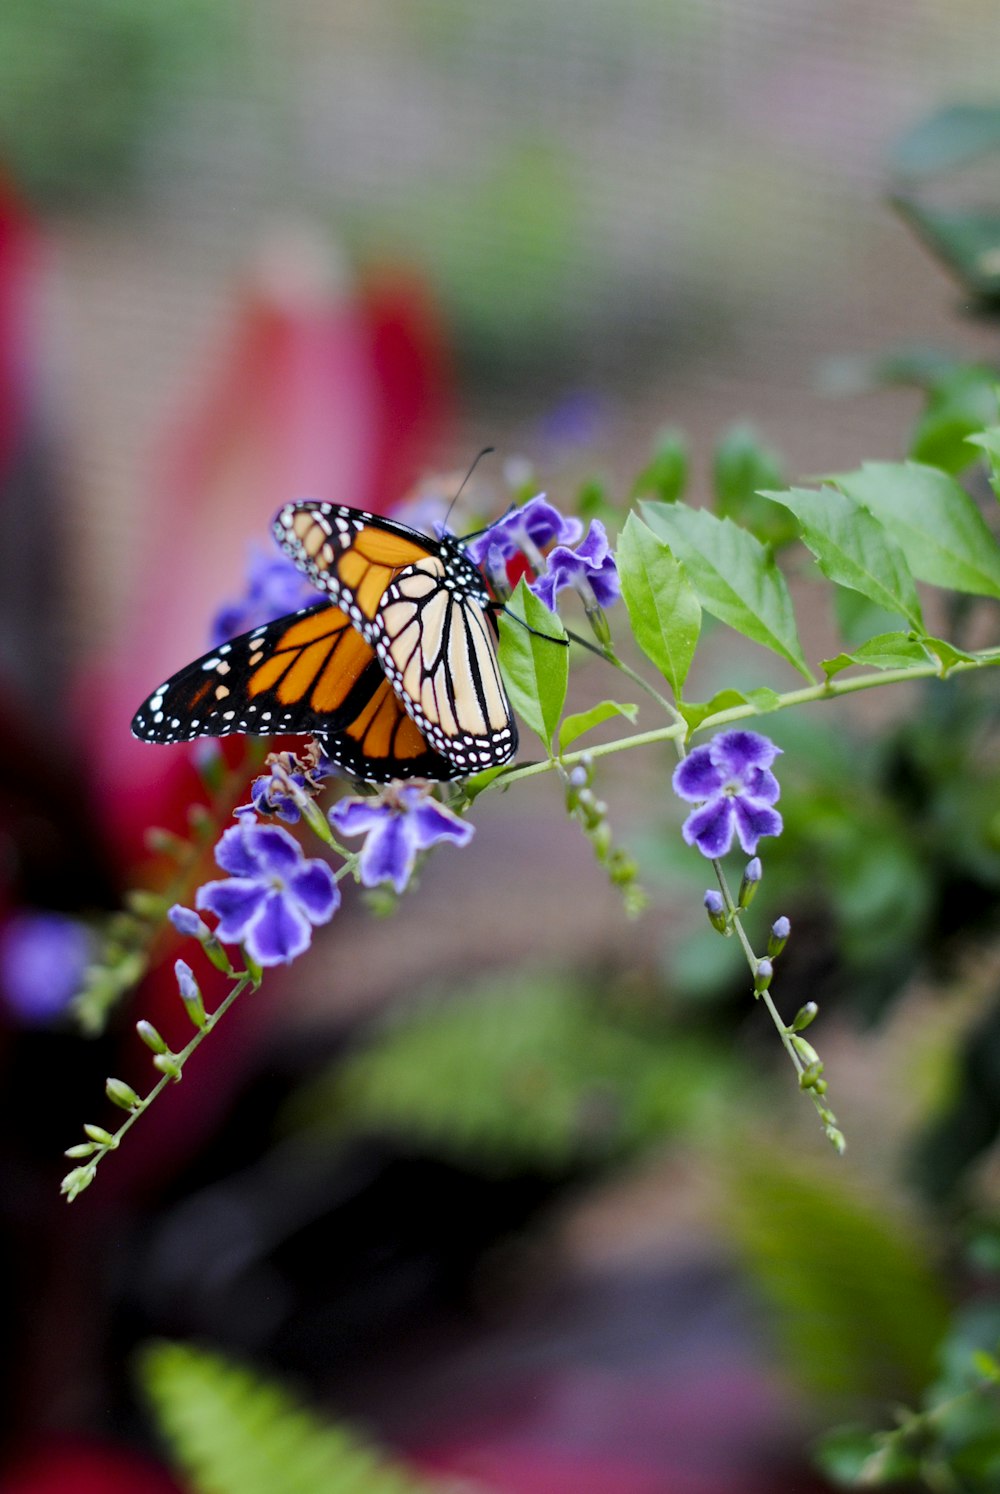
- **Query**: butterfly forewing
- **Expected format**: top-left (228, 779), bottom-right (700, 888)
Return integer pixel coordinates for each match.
top-left (273, 502), bottom-right (518, 773)
top-left (131, 601), bottom-right (457, 782)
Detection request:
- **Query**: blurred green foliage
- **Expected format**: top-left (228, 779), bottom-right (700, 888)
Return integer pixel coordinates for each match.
top-left (284, 971), bottom-right (740, 1174)
top-left (141, 1341), bottom-right (440, 1494)
top-left (729, 1154), bottom-right (949, 1404)
top-left (0, 0), bottom-right (234, 205)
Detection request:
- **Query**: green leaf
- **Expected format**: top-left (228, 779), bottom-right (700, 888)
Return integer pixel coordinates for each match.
top-left (730, 1154), bottom-right (949, 1401)
top-left (284, 973), bottom-right (737, 1172)
top-left (616, 514), bottom-right (701, 693)
top-left (558, 699), bottom-right (638, 753)
top-left (498, 579), bottom-right (568, 751)
top-left (678, 685), bottom-right (781, 733)
top-left (822, 632), bottom-right (930, 679)
top-left (892, 196), bottom-right (1000, 306)
top-left (712, 423), bottom-right (796, 544)
top-left (763, 484), bottom-right (923, 629)
top-left (631, 427), bottom-right (688, 503)
top-left (909, 367), bottom-right (1000, 474)
top-left (833, 461), bottom-right (1000, 600)
top-left (140, 1341), bottom-right (437, 1494)
top-left (891, 104), bottom-right (1000, 178)
top-left (922, 636), bottom-right (976, 671)
top-left (641, 501), bottom-right (813, 679)
top-left (967, 423), bottom-right (1000, 501)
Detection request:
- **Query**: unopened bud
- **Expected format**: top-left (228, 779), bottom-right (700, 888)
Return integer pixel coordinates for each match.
top-left (791, 1001), bottom-right (818, 1032)
top-left (768, 916), bottom-right (790, 957)
top-left (754, 957), bottom-right (773, 992)
top-left (105, 1077), bottom-right (140, 1111)
top-left (136, 1020), bottom-right (168, 1055)
top-left (83, 1124), bottom-right (117, 1146)
top-left (153, 1053), bottom-right (182, 1080)
top-left (704, 889), bottom-right (728, 933)
top-left (174, 958), bottom-right (206, 1027)
top-left (739, 857), bottom-right (762, 908)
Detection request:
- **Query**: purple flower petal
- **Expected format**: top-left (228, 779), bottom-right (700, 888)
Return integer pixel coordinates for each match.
top-left (672, 748), bottom-right (726, 802)
top-left (244, 889), bottom-right (312, 966)
top-left (409, 798), bottom-right (475, 850)
top-left (214, 822), bottom-right (261, 878)
top-left (681, 797), bottom-right (736, 858)
top-left (575, 518), bottom-right (611, 565)
top-left (329, 798), bottom-right (389, 838)
top-left (711, 730), bottom-right (781, 780)
top-left (247, 824), bottom-right (304, 878)
top-left (196, 878), bottom-right (268, 940)
top-left (289, 861), bottom-right (340, 923)
top-left (0, 913), bottom-right (92, 1023)
top-left (466, 495), bottom-right (582, 565)
top-left (741, 765), bottom-right (781, 805)
top-left (529, 572), bottom-right (558, 612)
top-left (733, 797), bottom-right (783, 855)
top-left (358, 815), bottom-right (417, 894)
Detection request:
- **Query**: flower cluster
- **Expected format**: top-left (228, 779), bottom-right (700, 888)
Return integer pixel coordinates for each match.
top-left (672, 730), bottom-right (783, 859)
top-left (194, 815), bottom-right (340, 967)
top-left (329, 786), bottom-right (473, 895)
top-left (469, 493), bottom-right (620, 624)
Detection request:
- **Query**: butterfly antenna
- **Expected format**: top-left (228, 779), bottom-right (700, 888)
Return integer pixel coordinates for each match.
top-left (444, 445), bottom-right (495, 531)
top-left (491, 601), bottom-right (569, 647)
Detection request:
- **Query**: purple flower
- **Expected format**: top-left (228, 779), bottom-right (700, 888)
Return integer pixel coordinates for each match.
top-left (210, 548), bottom-right (320, 647)
top-left (673, 730), bottom-right (783, 859)
top-left (0, 912), bottom-right (92, 1023)
top-left (195, 818), bottom-right (339, 966)
top-left (530, 519), bottom-right (620, 613)
top-left (465, 494), bottom-right (583, 568)
top-left (329, 786), bottom-right (473, 894)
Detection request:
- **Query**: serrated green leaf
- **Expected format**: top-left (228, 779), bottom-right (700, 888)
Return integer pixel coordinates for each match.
top-left (140, 1341), bottom-right (437, 1494)
top-left (617, 514), bottom-right (701, 693)
top-left (763, 484), bottom-right (924, 629)
top-left (498, 579), bottom-right (568, 751)
top-left (641, 501), bottom-right (813, 679)
top-left (833, 461), bottom-right (1000, 599)
top-left (678, 686), bottom-right (781, 733)
top-left (922, 636), bottom-right (976, 671)
top-left (822, 632), bottom-right (929, 679)
top-left (558, 699), bottom-right (638, 753)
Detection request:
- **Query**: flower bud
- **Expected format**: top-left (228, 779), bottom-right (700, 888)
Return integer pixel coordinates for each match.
top-left (65, 1142), bottom-right (99, 1159)
top-left (136, 1020), bottom-right (168, 1055)
top-left (175, 958), bottom-right (206, 1027)
top-left (153, 1053), bottom-right (182, 1080)
top-left (168, 904), bottom-right (209, 940)
top-left (768, 916), bottom-right (791, 957)
top-left (791, 1001), bottom-right (818, 1032)
top-left (753, 958), bottom-right (773, 992)
top-left (704, 889), bottom-right (728, 933)
top-left (83, 1123), bottom-right (117, 1146)
top-left (799, 1059), bottom-right (825, 1090)
top-left (126, 889), bottom-right (170, 920)
top-left (61, 1164), bottom-right (97, 1200)
top-left (739, 857), bottom-right (762, 908)
top-left (105, 1077), bottom-right (140, 1111)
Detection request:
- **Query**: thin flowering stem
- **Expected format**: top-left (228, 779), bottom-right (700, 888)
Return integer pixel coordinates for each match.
top-left (62, 968), bottom-right (257, 1200)
top-left (711, 859), bottom-right (842, 1149)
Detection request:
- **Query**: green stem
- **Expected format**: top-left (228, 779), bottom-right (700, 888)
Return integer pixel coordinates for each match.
top-left (499, 646), bottom-right (1000, 788)
top-left (62, 969), bottom-right (256, 1200)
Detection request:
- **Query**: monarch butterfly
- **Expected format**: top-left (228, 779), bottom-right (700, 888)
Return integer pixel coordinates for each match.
top-left (131, 599), bottom-right (458, 782)
top-left (132, 503), bottom-right (519, 780)
top-left (272, 501), bottom-right (517, 775)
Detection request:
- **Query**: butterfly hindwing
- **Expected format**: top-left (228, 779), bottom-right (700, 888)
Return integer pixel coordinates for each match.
top-left (272, 502), bottom-right (518, 772)
top-left (131, 601), bottom-right (458, 782)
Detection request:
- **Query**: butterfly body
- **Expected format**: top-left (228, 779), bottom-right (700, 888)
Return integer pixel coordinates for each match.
top-left (132, 503), bottom-right (518, 781)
